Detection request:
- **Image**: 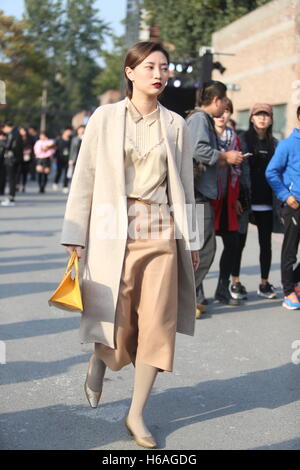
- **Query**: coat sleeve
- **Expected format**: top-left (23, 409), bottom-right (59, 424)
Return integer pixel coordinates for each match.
top-left (60, 108), bottom-right (101, 247)
top-left (265, 140), bottom-right (290, 203)
top-left (178, 119), bottom-right (201, 250)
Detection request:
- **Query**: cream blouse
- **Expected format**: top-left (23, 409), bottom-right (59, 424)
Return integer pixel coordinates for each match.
top-left (124, 98), bottom-right (168, 204)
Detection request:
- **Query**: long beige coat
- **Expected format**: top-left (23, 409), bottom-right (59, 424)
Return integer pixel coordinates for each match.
top-left (60, 99), bottom-right (200, 348)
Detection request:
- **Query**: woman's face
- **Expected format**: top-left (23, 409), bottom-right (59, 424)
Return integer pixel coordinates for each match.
top-left (125, 51), bottom-right (169, 98)
top-left (214, 109), bottom-right (232, 128)
top-left (251, 112), bottom-right (272, 131)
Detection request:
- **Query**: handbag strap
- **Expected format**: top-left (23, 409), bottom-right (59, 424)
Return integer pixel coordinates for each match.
top-left (65, 251), bottom-right (79, 277)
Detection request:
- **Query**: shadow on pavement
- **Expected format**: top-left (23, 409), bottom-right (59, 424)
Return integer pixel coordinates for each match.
top-left (0, 215), bottom-right (63, 222)
top-left (197, 291), bottom-right (284, 318)
top-left (1, 353), bottom-right (87, 385)
top-left (252, 437), bottom-right (300, 450)
top-left (0, 261), bottom-right (67, 276)
top-left (0, 282), bottom-right (59, 299)
top-left (0, 246), bottom-right (44, 252)
top-left (14, 198), bottom-right (67, 205)
top-left (0, 230), bottom-right (60, 237)
top-left (0, 253), bottom-right (66, 263)
top-left (0, 317), bottom-right (80, 343)
top-left (206, 264), bottom-right (281, 279)
top-left (0, 362), bottom-right (299, 450)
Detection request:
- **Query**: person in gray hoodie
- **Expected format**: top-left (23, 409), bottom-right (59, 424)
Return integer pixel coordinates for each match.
top-left (186, 81), bottom-right (244, 314)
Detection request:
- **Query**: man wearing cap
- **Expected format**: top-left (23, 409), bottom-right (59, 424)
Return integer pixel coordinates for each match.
top-left (266, 106), bottom-right (300, 309)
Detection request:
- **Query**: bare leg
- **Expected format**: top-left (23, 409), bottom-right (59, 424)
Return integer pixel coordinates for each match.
top-left (126, 361), bottom-right (158, 437)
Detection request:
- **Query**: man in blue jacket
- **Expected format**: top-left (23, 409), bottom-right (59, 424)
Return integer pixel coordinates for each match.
top-left (265, 106), bottom-right (300, 309)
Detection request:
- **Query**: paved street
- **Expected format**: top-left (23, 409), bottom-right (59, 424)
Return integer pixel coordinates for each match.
top-left (0, 180), bottom-right (299, 450)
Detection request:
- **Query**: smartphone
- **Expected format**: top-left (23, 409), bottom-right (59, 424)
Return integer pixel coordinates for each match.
top-left (243, 152), bottom-right (253, 158)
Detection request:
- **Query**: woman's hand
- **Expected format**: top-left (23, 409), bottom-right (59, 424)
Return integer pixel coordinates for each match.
top-left (65, 245), bottom-right (83, 259)
top-left (191, 250), bottom-right (200, 271)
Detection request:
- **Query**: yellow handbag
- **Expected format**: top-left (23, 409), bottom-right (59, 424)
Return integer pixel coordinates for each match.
top-left (48, 251), bottom-right (83, 312)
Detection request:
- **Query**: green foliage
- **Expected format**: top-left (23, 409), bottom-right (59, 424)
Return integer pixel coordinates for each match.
top-left (1, 0), bottom-right (273, 133)
top-left (0, 11), bottom-right (48, 128)
top-left (62, 0), bottom-right (110, 113)
top-left (1, 1), bottom-right (111, 134)
top-left (142, 0), bottom-right (272, 58)
top-left (23, 0), bottom-right (65, 60)
top-left (93, 35), bottom-right (126, 97)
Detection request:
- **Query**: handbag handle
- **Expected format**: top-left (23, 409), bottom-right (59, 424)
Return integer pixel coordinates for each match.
top-left (65, 251), bottom-right (79, 277)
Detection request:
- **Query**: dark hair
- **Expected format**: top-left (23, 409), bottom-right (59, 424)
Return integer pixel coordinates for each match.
top-left (245, 113), bottom-right (275, 155)
top-left (229, 118), bottom-right (236, 129)
top-left (19, 126), bottom-right (30, 140)
top-left (4, 121), bottom-right (13, 127)
top-left (124, 41), bottom-right (170, 99)
top-left (297, 106), bottom-right (300, 118)
top-left (197, 80), bottom-right (227, 106)
top-left (40, 131), bottom-right (48, 138)
top-left (224, 97), bottom-right (233, 114)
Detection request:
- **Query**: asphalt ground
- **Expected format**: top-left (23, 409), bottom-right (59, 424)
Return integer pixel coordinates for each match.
top-left (0, 180), bottom-right (299, 451)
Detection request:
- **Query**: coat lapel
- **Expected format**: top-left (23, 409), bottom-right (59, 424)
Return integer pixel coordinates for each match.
top-left (159, 103), bottom-right (177, 164)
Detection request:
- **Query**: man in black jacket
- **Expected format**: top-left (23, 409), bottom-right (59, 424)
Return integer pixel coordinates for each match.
top-left (1, 122), bottom-right (23, 206)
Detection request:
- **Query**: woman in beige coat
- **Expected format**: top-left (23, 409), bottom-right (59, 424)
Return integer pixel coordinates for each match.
top-left (61, 41), bottom-right (200, 449)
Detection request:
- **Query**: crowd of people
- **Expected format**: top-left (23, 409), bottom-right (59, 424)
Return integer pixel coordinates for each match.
top-left (187, 82), bottom-right (300, 313)
top-left (0, 122), bottom-right (86, 206)
top-left (3, 40), bottom-right (298, 449)
top-left (1, 81), bottom-right (300, 317)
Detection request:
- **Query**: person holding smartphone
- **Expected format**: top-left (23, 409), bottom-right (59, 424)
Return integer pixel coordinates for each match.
top-left (235, 103), bottom-right (278, 299)
top-left (186, 82), bottom-right (243, 315)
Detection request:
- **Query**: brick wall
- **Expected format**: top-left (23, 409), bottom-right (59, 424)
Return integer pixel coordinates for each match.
top-left (212, 0), bottom-right (300, 137)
